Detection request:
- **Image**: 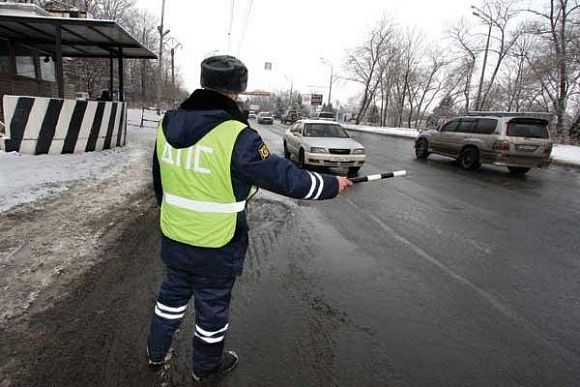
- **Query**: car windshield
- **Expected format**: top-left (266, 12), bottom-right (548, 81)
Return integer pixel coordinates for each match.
top-left (260, 112), bottom-right (272, 117)
top-left (303, 123), bottom-right (349, 138)
top-left (507, 119), bottom-right (549, 139)
top-left (319, 112), bottom-right (334, 118)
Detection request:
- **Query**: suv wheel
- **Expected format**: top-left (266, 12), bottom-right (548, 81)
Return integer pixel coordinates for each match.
top-left (460, 147), bottom-right (481, 170)
top-left (508, 167), bottom-right (530, 176)
top-left (283, 142), bottom-right (291, 159)
top-left (298, 148), bottom-right (306, 169)
top-left (415, 139), bottom-right (430, 159)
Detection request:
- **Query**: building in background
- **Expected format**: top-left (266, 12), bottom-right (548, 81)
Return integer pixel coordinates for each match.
top-left (0, 1), bottom-right (155, 154)
top-left (43, 1), bottom-right (93, 19)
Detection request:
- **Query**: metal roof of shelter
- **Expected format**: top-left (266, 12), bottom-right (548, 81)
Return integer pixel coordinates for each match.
top-left (0, 14), bottom-right (157, 59)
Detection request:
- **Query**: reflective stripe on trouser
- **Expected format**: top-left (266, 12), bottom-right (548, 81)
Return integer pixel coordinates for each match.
top-left (192, 276), bottom-right (236, 375)
top-left (147, 266), bottom-right (236, 374)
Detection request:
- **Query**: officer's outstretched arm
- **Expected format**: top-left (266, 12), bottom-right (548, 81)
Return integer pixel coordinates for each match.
top-left (232, 129), bottom-right (339, 199)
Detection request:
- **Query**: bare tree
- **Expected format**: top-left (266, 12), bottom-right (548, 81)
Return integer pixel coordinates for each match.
top-left (448, 18), bottom-right (478, 113)
top-left (126, 8), bottom-right (159, 104)
top-left (412, 47), bottom-right (449, 128)
top-left (344, 16), bottom-right (395, 124)
top-left (474, 0), bottom-right (523, 110)
top-left (398, 28), bottom-right (424, 127)
top-left (96, 0), bottom-right (135, 25)
top-left (37, 0), bottom-right (187, 106)
top-left (526, 0), bottom-right (580, 136)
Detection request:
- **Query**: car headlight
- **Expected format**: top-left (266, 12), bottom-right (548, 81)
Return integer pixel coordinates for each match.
top-left (310, 147), bottom-right (328, 154)
top-left (352, 148), bottom-right (365, 155)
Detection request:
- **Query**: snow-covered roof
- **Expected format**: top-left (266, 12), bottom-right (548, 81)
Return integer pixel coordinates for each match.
top-left (0, 2), bottom-right (51, 17)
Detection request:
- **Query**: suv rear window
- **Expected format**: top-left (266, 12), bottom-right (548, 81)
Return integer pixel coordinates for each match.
top-left (507, 119), bottom-right (549, 139)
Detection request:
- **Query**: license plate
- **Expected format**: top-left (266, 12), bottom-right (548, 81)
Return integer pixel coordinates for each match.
top-left (516, 145), bottom-right (538, 152)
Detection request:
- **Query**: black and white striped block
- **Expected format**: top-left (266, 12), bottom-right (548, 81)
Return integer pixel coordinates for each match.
top-left (2, 95), bottom-right (127, 155)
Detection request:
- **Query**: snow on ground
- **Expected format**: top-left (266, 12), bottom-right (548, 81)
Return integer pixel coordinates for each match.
top-left (0, 109), bottom-right (159, 213)
top-left (552, 144), bottom-right (580, 166)
top-left (344, 123), bottom-right (580, 167)
top-left (343, 123), bottom-right (419, 139)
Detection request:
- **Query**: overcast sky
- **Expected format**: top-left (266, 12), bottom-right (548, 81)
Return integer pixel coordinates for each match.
top-left (133, 0), bottom-right (485, 103)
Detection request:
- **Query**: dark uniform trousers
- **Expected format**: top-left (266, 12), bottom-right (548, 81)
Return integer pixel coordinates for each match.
top-left (148, 265), bottom-right (236, 375)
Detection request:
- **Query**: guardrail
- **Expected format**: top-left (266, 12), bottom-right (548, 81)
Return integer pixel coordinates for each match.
top-left (140, 107), bottom-right (162, 128)
top-left (0, 120), bottom-right (4, 152)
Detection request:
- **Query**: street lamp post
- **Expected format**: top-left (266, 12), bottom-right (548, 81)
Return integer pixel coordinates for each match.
top-left (320, 58), bottom-right (334, 109)
top-left (472, 5), bottom-right (493, 111)
top-left (157, 0), bottom-right (170, 113)
top-left (168, 38), bottom-right (182, 108)
top-left (284, 74), bottom-right (293, 110)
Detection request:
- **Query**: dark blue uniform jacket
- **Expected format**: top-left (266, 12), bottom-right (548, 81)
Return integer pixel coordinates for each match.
top-left (153, 89), bottom-right (339, 278)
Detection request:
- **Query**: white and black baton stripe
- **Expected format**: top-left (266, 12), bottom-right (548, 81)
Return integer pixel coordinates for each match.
top-left (349, 170), bottom-right (407, 184)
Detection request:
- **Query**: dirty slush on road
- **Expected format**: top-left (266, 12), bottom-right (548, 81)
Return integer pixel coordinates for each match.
top-left (0, 144), bottom-right (329, 386)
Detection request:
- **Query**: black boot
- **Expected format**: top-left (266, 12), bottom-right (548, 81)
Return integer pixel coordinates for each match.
top-left (192, 350), bottom-right (239, 382)
top-left (146, 341), bottom-right (165, 369)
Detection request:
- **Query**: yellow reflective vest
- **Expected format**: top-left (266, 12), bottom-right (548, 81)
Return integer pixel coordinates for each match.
top-left (157, 119), bottom-right (256, 248)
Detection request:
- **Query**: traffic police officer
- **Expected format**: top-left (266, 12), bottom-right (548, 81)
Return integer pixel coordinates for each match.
top-left (147, 55), bottom-right (352, 381)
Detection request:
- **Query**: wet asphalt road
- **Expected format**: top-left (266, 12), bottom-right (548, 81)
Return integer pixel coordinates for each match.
top-left (252, 121), bottom-right (580, 386)
top-left (4, 121), bottom-right (580, 387)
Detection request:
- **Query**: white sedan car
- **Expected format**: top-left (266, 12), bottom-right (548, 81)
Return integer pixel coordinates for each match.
top-left (283, 120), bottom-right (365, 174)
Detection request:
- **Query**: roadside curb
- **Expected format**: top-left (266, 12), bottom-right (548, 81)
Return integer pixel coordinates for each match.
top-left (344, 126), bottom-right (418, 139)
top-left (550, 159), bottom-right (580, 170)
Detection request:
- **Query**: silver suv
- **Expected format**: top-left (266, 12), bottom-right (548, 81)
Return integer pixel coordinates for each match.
top-left (415, 112), bottom-right (553, 176)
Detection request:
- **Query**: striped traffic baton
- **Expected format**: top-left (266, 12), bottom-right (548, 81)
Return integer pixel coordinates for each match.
top-left (349, 170), bottom-right (407, 184)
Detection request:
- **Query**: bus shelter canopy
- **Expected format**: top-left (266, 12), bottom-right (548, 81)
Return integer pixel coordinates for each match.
top-left (0, 14), bottom-right (157, 59)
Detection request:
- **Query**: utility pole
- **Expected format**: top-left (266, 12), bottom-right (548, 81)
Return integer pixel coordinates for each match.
top-left (328, 65), bottom-right (333, 107)
top-left (284, 75), bottom-right (293, 110)
top-left (320, 58), bottom-right (334, 109)
top-left (157, 0), bottom-right (170, 113)
top-left (472, 5), bottom-right (493, 111)
top-left (168, 38), bottom-right (181, 108)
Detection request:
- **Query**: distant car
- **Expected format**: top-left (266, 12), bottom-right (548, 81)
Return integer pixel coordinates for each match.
top-left (248, 110), bottom-right (257, 120)
top-left (414, 112), bottom-right (553, 176)
top-left (257, 111), bottom-right (274, 125)
top-left (311, 111), bottom-right (335, 121)
top-left (281, 110), bottom-right (298, 124)
top-left (283, 120), bottom-right (365, 174)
